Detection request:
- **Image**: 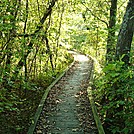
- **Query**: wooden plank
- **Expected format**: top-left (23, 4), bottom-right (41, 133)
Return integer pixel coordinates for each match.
top-left (27, 61), bottom-right (75, 134)
top-left (87, 63), bottom-right (105, 134)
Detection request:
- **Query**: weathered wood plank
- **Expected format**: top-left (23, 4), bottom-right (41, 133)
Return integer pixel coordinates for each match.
top-left (87, 63), bottom-right (105, 134)
top-left (27, 61), bottom-right (75, 134)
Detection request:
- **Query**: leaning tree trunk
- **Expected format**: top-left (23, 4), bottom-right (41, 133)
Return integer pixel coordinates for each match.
top-left (115, 0), bottom-right (134, 64)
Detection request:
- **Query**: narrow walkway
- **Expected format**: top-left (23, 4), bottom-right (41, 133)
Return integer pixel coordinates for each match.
top-left (35, 52), bottom-right (97, 134)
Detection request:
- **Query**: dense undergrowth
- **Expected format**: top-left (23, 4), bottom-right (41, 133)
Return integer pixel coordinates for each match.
top-left (0, 51), bottom-right (73, 134)
top-left (94, 61), bottom-right (134, 134)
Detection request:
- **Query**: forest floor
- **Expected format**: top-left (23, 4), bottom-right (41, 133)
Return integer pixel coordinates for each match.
top-left (34, 51), bottom-right (98, 134)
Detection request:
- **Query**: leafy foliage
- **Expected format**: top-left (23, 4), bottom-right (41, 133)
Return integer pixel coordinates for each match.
top-left (0, 0), bottom-right (73, 133)
top-left (94, 61), bottom-right (134, 133)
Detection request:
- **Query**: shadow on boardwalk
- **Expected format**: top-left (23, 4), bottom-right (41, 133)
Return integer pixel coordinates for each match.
top-left (34, 52), bottom-right (98, 134)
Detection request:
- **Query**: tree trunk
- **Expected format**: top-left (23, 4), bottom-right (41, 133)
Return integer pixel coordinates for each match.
top-left (106, 0), bottom-right (117, 62)
top-left (55, 0), bottom-right (64, 68)
top-left (45, 37), bottom-right (54, 70)
top-left (12, 0), bottom-right (58, 79)
top-left (115, 0), bottom-right (134, 64)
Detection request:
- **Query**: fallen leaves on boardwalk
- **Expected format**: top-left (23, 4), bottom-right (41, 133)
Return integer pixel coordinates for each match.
top-left (35, 59), bottom-right (98, 134)
top-left (76, 88), bottom-right (98, 133)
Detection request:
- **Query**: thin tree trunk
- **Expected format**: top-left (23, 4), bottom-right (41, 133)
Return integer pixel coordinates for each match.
top-left (55, 0), bottom-right (64, 68)
top-left (29, 45), bottom-right (40, 75)
top-left (43, 14), bottom-right (54, 70)
top-left (106, 0), bottom-right (117, 62)
top-left (12, 0), bottom-right (58, 79)
top-left (23, 0), bottom-right (29, 95)
top-left (45, 37), bottom-right (54, 70)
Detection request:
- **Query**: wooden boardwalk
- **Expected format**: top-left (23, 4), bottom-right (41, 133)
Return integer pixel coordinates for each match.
top-left (33, 52), bottom-right (98, 134)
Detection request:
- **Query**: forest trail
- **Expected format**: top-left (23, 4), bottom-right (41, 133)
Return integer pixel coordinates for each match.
top-left (34, 51), bottom-right (98, 134)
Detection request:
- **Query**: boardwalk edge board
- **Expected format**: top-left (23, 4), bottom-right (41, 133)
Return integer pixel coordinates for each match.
top-left (27, 60), bottom-right (75, 134)
top-left (87, 62), bottom-right (105, 134)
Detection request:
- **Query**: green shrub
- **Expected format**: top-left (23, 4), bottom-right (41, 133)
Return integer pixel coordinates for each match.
top-left (94, 61), bottom-right (134, 134)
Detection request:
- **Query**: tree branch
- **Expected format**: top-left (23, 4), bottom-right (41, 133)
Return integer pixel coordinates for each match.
top-left (12, 0), bottom-right (58, 79)
top-left (82, 3), bottom-right (109, 28)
